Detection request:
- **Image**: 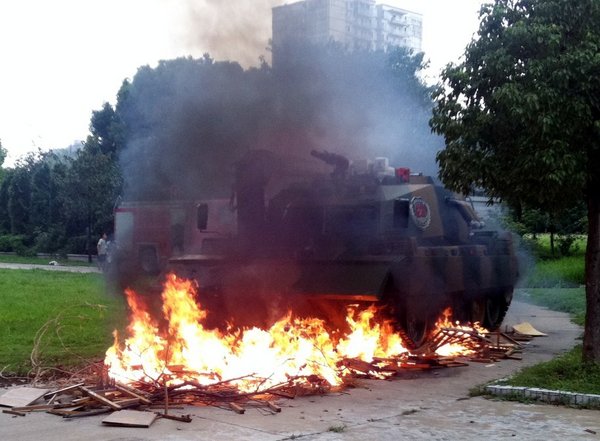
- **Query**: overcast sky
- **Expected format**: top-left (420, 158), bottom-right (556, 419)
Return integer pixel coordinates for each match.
top-left (0, 0), bottom-right (484, 166)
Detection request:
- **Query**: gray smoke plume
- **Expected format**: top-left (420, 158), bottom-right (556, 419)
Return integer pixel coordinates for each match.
top-left (117, 43), bottom-right (441, 201)
top-left (177, 0), bottom-right (279, 67)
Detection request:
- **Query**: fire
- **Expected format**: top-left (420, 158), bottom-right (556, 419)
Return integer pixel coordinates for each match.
top-left (105, 274), bottom-right (485, 391)
top-left (432, 307), bottom-right (488, 356)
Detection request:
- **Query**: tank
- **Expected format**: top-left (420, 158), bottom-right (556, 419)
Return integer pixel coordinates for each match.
top-left (167, 150), bottom-right (519, 349)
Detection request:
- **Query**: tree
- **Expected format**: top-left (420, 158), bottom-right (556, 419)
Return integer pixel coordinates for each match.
top-left (0, 169), bottom-right (14, 234)
top-left (430, 0), bottom-right (600, 363)
top-left (7, 159), bottom-right (33, 235)
top-left (89, 102), bottom-right (125, 156)
top-left (0, 139), bottom-right (6, 182)
top-left (30, 161), bottom-right (52, 231)
top-left (64, 146), bottom-right (122, 261)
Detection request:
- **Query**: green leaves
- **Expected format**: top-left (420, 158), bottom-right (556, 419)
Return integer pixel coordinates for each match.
top-left (431, 0), bottom-right (599, 213)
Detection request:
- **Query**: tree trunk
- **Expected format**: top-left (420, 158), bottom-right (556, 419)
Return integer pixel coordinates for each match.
top-left (583, 183), bottom-right (600, 363)
top-left (87, 211), bottom-right (93, 264)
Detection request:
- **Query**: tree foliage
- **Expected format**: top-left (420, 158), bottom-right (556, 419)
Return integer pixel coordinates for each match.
top-left (431, 0), bottom-right (600, 363)
top-left (0, 139), bottom-right (122, 255)
top-left (0, 140), bottom-right (6, 181)
top-left (89, 102), bottom-right (125, 156)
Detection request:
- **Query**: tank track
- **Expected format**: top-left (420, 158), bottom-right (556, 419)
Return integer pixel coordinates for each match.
top-left (397, 326), bottom-right (426, 352)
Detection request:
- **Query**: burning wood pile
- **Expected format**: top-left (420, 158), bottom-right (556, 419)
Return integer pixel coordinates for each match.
top-left (1, 274), bottom-right (532, 426)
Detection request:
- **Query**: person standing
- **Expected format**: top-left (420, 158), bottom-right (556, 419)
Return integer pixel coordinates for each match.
top-left (97, 233), bottom-right (108, 271)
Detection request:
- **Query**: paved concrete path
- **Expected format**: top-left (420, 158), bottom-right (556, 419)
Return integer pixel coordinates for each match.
top-left (0, 300), bottom-right (598, 440)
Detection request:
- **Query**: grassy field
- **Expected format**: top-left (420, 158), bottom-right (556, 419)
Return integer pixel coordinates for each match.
top-left (521, 234), bottom-right (586, 287)
top-left (524, 256), bottom-right (585, 288)
top-left (0, 269), bottom-right (126, 375)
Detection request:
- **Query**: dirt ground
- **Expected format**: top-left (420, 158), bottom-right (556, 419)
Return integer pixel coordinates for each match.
top-left (1, 299), bottom-right (598, 440)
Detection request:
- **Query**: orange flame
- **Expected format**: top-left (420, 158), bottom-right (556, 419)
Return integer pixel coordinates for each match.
top-left (105, 274), bottom-right (485, 390)
top-left (432, 307), bottom-right (488, 356)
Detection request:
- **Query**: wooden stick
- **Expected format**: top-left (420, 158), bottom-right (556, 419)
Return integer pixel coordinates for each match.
top-left (114, 383), bottom-right (152, 405)
top-left (46, 407), bottom-right (85, 416)
top-left (44, 383), bottom-right (85, 399)
top-left (114, 398), bottom-right (141, 408)
top-left (164, 383), bottom-right (169, 415)
top-left (3, 409), bottom-right (26, 417)
top-left (62, 407), bottom-right (112, 418)
top-left (267, 402), bottom-right (281, 413)
top-left (78, 386), bottom-right (122, 410)
top-left (229, 402), bottom-right (245, 414)
top-left (498, 332), bottom-right (524, 347)
top-left (269, 389), bottom-right (296, 399)
top-left (148, 405), bottom-right (184, 409)
top-left (11, 404), bottom-right (74, 411)
top-left (157, 413), bottom-right (192, 422)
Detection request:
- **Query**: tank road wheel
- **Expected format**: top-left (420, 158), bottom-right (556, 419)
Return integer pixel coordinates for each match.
top-left (470, 298), bottom-right (486, 325)
top-left (402, 307), bottom-right (430, 351)
top-left (483, 294), bottom-right (510, 330)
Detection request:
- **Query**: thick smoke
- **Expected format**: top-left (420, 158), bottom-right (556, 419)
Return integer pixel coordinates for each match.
top-left (177, 0), bottom-right (279, 67)
top-left (118, 43), bottom-right (442, 201)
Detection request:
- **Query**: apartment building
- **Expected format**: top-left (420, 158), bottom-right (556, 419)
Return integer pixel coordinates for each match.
top-left (272, 0), bottom-right (422, 54)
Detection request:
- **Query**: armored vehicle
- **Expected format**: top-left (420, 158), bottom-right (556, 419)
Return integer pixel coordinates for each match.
top-left (164, 150), bottom-right (519, 348)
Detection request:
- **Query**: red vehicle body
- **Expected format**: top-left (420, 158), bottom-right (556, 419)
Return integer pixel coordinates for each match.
top-left (112, 199), bottom-right (236, 279)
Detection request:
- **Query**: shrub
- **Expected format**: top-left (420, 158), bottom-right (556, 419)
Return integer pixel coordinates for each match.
top-left (33, 227), bottom-right (67, 254)
top-left (557, 234), bottom-right (579, 256)
top-left (0, 234), bottom-right (27, 253)
top-left (64, 235), bottom-right (89, 254)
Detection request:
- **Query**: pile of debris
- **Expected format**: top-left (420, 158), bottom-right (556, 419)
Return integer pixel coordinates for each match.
top-left (0, 325), bottom-right (536, 427)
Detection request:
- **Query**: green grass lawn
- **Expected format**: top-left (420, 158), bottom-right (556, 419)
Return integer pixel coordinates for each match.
top-left (0, 269), bottom-right (126, 375)
top-left (524, 256), bottom-right (585, 288)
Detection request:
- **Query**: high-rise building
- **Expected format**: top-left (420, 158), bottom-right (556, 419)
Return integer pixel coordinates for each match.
top-left (272, 0), bottom-right (422, 55)
top-left (375, 4), bottom-right (422, 53)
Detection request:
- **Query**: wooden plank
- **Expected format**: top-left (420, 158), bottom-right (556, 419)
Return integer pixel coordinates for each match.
top-left (63, 407), bottom-right (112, 418)
top-left (267, 402), bottom-right (281, 413)
top-left (12, 402), bottom-right (77, 412)
top-left (2, 409), bottom-right (26, 416)
top-left (157, 412), bottom-right (192, 422)
top-left (229, 402), bottom-right (245, 414)
top-left (79, 386), bottom-right (122, 410)
top-left (46, 406), bottom-right (85, 416)
top-left (114, 383), bottom-right (152, 405)
top-left (43, 383), bottom-right (84, 399)
top-left (114, 398), bottom-right (141, 408)
top-left (11, 404), bottom-right (57, 412)
top-left (102, 410), bottom-right (158, 427)
top-left (0, 387), bottom-right (50, 408)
